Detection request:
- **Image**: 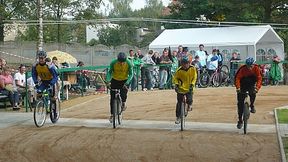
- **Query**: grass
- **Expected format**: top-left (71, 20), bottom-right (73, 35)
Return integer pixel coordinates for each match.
top-left (283, 137), bottom-right (288, 160)
top-left (277, 109), bottom-right (288, 123)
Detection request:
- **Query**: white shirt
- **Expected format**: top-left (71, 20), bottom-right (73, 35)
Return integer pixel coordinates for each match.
top-left (195, 50), bottom-right (207, 67)
top-left (13, 72), bottom-right (26, 88)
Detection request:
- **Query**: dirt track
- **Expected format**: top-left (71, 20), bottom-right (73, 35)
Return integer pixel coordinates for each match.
top-left (0, 86), bottom-right (287, 162)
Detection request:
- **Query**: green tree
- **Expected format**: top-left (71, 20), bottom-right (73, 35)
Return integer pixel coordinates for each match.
top-left (0, 0), bottom-right (34, 42)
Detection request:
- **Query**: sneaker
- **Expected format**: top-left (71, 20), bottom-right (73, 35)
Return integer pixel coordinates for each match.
top-left (175, 117), bottom-right (180, 124)
top-left (121, 102), bottom-right (127, 111)
top-left (13, 107), bottom-right (20, 111)
top-left (237, 121), bottom-right (243, 129)
top-left (250, 106), bottom-right (256, 113)
top-left (109, 115), bottom-right (113, 123)
top-left (142, 88), bottom-right (147, 91)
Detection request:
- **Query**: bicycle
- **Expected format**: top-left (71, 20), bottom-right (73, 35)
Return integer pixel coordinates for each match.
top-left (242, 91), bottom-right (250, 134)
top-left (176, 92), bottom-right (188, 131)
top-left (109, 87), bottom-right (125, 128)
top-left (33, 87), bottom-right (60, 127)
top-left (199, 65), bottom-right (230, 88)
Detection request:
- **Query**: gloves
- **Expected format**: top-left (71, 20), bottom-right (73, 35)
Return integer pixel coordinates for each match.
top-left (174, 85), bottom-right (179, 93)
top-left (236, 88), bottom-right (241, 93)
top-left (189, 84), bottom-right (193, 93)
top-left (35, 84), bottom-right (40, 89)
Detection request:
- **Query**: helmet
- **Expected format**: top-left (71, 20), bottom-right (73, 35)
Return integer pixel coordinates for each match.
top-left (37, 50), bottom-right (47, 58)
top-left (245, 57), bottom-right (255, 66)
top-left (117, 52), bottom-right (126, 62)
top-left (181, 56), bottom-right (190, 64)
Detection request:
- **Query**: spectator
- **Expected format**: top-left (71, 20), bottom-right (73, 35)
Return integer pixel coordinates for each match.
top-left (0, 66), bottom-right (20, 110)
top-left (152, 51), bottom-right (161, 65)
top-left (52, 57), bottom-right (60, 69)
top-left (76, 61), bottom-right (90, 91)
top-left (207, 49), bottom-right (219, 76)
top-left (230, 52), bottom-right (241, 84)
top-left (159, 48), bottom-right (172, 90)
top-left (192, 55), bottom-right (202, 86)
top-left (195, 44), bottom-right (207, 67)
top-left (0, 58), bottom-right (7, 73)
top-left (141, 50), bottom-right (156, 91)
top-left (137, 49), bottom-right (144, 59)
top-left (128, 49), bottom-right (143, 91)
top-left (217, 49), bottom-right (223, 67)
top-left (269, 55), bottom-right (282, 85)
top-left (171, 50), bottom-right (179, 73)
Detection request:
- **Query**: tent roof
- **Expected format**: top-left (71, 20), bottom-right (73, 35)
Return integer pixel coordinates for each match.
top-left (149, 25), bottom-right (283, 49)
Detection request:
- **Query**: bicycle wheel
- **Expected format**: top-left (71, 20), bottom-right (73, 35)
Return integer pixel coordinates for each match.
top-left (33, 100), bottom-right (47, 127)
top-left (117, 99), bottom-right (122, 125)
top-left (243, 102), bottom-right (250, 134)
top-left (212, 73), bottom-right (221, 87)
top-left (220, 71), bottom-right (230, 86)
top-left (199, 73), bottom-right (210, 88)
top-left (50, 99), bottom-right (60, 123)
top-left (112, 98), bottom-right (118, 128)
top-left (220, 65), bottom-right (229, 74)
top-left (180, 102), bottom-right (186, 131)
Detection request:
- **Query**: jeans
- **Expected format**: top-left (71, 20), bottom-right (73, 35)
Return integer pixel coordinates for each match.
top-left (144, 68), bottom-right (153, 90)
top-left (110, 79), bottom-right (128, 115)
top-left (0, 89), bottom-right (19, 107)
top-left (237, 88), bottom-right (256, 121)
top-left (159, 69), bottom-right (168, 89)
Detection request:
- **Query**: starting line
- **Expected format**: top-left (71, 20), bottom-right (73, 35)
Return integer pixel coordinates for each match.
top-left (0, 112), bottom-right (275, 133)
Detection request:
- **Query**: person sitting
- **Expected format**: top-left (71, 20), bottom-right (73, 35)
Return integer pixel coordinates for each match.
top-left (0, 66), bottom-right (20, 110)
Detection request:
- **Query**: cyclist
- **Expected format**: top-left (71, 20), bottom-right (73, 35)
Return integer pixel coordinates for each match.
top-left (173, 56), bottom-right (197, 124)
top-left (235, 57), bottom-right (262, 129)
top-left (106, 52), bottom-right (133, 122)
top-left (32, 50), bottom-right (59, 101)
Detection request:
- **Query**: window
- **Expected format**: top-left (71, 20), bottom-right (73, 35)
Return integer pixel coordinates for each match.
top-left (256, 49), bottom-right (266, 62)
top-left (222, 49), bottom-right (231, 62)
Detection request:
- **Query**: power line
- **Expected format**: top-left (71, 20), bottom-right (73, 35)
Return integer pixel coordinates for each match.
top-left (3, 17), bottom-right (288, 29)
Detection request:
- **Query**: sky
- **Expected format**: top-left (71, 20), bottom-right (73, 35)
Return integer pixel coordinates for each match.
top-left (100, 0), bottom-right (171, 14)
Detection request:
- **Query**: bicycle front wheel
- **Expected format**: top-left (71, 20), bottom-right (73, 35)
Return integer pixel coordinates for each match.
top-left (243, 102), bottom-right (250, 134)
top-left (180, 102), bottom-right (186, 131)
top-left (112, 98), bottom-right (119, 128)
top-left (199, 73), bottom-right (210, 88)
top-left (50, 99), bottom-right (61, 124)
top-left (33, 100), bottom-right (47, 127)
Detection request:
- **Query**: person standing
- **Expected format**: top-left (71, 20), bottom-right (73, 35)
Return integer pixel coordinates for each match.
top-left (141, 50), bottom-right (156, 91)
top-left (230, 52), bottom-right (241, 84)
top-left (195, 44), bottom-right (207, 68)
top-left (159, 48), bottom-right (172, 90)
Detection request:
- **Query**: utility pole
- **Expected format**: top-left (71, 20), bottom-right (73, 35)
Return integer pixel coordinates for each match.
top-left (38, 0), bottom-right (43, 55)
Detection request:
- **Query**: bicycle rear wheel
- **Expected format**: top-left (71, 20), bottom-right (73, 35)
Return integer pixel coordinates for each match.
top-left (243, 102), bottom-right (250, 134)
top-left (50, 99), bottom-right (61, 123)
top-left (180, 102), bottom-right (186, 131)
top-left (199, 73), bottom-right (210, 88)
top-left (33, 100), bottom-right (47, 127)
top-left (220, 65), bottom-right (229, 74)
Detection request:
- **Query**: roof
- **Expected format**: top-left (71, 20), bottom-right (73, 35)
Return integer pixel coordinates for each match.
top-left (149, 25), bottom-right (283, 49)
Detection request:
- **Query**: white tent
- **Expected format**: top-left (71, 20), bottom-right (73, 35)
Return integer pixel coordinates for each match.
top-left (149, 25), bottom-right (284, 62)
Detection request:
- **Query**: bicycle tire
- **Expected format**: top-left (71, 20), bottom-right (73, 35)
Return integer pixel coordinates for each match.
top-left (117, 99), bottom-right (122, 125)
top-left (50, 99), bottom-right (61, 123)
top-left (180, 102), bottom-right (185, 131)
top-left (112, 98), bottom-right (117, 128)
top-left (220, 65), bottom-right (229, 74)
top-left (199, 72), bottom-right (210, 88)
top-left (212, 73), bottom-right (221, 87)
top-left (220, 71), bottom-right (230, 86)
top-left (243, 102), bottom-right (250, 134)
top-left (33, 100), bottom-right (47, 127)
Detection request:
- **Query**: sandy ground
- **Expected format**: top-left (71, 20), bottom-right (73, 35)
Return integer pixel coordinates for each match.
top-left (0, 86), bottom-right (287, 162)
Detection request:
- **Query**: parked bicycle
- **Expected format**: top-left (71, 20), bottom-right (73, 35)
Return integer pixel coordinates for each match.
top-left (33, 87), bottom-right (60, 127)
top-left (199, 65), bottom-right (230, 88)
